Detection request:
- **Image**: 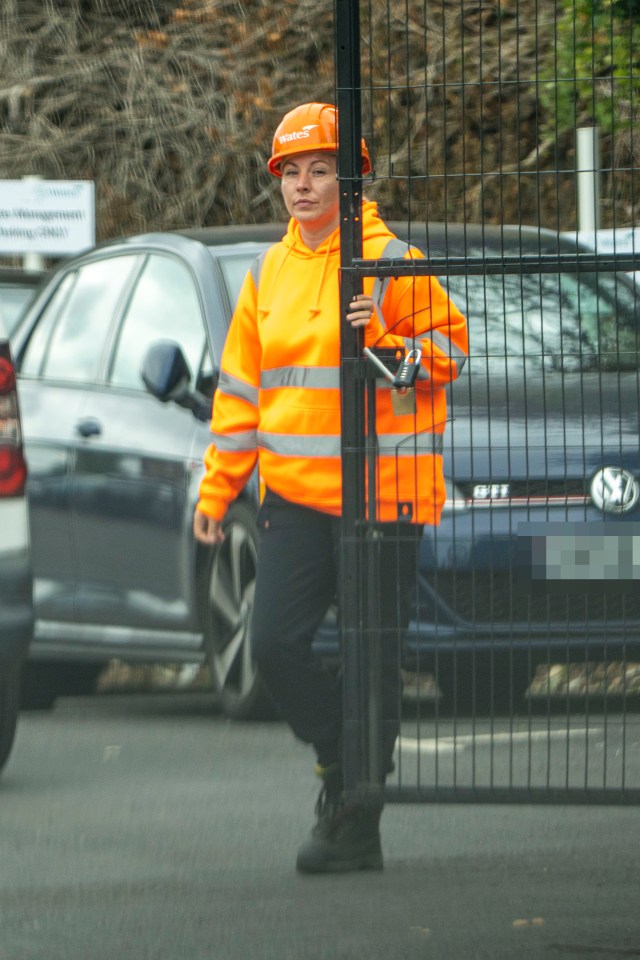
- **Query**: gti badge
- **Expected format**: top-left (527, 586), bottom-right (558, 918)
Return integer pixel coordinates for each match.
top-left (590, 467), bottom-right (640, 514)
top-left (472, 483), bottom-right (510, 500)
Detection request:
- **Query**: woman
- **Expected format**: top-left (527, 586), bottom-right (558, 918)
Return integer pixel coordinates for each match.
top-left (193, 102), bottom-right (468, 873)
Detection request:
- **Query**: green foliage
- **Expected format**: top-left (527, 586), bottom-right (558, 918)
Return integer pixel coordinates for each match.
top-left (539, 0), bottom-right (640, 135)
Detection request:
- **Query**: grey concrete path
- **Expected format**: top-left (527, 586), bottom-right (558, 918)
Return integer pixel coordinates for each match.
top-left (1, 692), bottom-right (638, 960)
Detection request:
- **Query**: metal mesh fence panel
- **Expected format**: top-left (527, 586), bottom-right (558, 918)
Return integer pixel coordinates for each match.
top-left (336, 0), bottom-right (640, 804)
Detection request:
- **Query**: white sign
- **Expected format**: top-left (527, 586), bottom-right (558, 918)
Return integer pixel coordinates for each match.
top-left (0, 179), bottom-right (95, 256)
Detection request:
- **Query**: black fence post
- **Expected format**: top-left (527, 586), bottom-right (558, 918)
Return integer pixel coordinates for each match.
top-left (335, 0), bottom-right (384, 805)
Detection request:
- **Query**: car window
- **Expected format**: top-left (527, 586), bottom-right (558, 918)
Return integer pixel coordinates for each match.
top-left (442, 268), bottom-right (640, 372)
top-left (110, 253), bottom-right (206, 390)
top-left (21, 256), bottom-right (138, 381)
top-left (19, 274), bottom-right (75, 376)
top-left (196, 346), bottom-right (217, 400)
top-left (218, 253), bottom-right (261, 311)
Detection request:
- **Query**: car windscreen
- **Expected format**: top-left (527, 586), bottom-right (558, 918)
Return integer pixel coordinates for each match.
top-left (212, 237), bottom-right (640, 373)
top-left (439, 266), bottom-right (640, 372)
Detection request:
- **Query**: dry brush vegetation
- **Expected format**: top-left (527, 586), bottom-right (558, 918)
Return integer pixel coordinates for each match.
top-left (0, 0), bottom-right (633, 243)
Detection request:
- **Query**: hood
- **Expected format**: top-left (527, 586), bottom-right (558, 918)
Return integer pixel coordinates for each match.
top-left (268, 202), bottom-right (398, 319)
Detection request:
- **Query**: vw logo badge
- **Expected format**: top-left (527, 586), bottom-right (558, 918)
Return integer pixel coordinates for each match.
top-left (590, 467), bottom-right (640, 514)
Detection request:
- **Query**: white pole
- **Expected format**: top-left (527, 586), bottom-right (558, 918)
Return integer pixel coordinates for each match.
top-left (576, 126), bottom-right (600, 233)
top-left (22, 175), bottom-right (45, 273)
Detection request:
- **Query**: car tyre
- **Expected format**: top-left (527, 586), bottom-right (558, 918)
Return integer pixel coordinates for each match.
top-left (0, 665), bottom-right (21, 774)
top-left (200, 499), bottom-right (274, 721)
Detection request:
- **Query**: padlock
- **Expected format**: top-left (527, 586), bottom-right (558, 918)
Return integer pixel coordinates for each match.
top-left (391, 387), bottom-right (416, 415)
top-left (392, 348), bottom-right (422, 390)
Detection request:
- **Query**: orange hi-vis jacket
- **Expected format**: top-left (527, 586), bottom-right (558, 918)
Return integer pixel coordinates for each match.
top-left (197, 202), bottom-right (468, 526)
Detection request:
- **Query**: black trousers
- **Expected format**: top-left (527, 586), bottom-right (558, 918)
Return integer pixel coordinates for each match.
top-left (251, 489), bottom-right (421, 773)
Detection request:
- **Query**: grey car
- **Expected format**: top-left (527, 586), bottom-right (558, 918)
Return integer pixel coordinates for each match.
top-left (13, 226), bottom-right (280, 716)
top-left (11, 223), bottom-right (640, 718)
top-left (0, 266), bottom-right (47, 337)
top-left (0, 307), bottom-right (33, 772)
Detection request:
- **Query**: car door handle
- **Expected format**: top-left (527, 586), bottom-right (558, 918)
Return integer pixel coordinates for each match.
top-left (76, 417), bottom-right (102, 438)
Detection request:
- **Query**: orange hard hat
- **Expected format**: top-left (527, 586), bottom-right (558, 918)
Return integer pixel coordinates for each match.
top-left (267, 102), bottom-right (371, 177)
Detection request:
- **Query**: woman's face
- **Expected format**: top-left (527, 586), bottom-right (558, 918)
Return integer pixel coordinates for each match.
top-left (280, 151), bottom-right (340, 242)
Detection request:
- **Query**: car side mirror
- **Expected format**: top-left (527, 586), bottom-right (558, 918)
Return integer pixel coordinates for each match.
top-left (141, 340), bottom-right (212, 421)
top-left (142, 340), bottom-right (190, 400)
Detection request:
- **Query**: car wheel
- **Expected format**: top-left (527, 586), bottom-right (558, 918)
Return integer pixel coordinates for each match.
top-left (201, 500), bottom-right (274, 721)
top-left (0, 666), bottom-right (21, 774)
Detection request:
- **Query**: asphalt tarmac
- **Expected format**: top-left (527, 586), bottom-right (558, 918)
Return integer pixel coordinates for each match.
top-left (1, 691), bottom-right (638, 960)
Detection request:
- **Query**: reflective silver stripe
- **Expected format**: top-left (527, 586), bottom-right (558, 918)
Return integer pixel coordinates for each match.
top-left (260, 366), bottom-right (340, 390)
top-left (378, 433), bottom-right (444, 456)
top-left (218, 370), bottom-right (259, 406)
top-left (402, 330), bottom-right (468, 377)
top-left (422, 329), bottom-right (468, 373)
top-left (210, 430), bottom-right (258, 452)
top-left (258, 432), bottom-right (341, 457)
top-left (372, 238), bottom-right (410, 329)
top-left (257, 431), bottom-right (442, 457)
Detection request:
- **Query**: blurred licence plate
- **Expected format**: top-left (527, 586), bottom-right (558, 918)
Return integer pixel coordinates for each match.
top-left (516, 521), bottom-right (640, 594)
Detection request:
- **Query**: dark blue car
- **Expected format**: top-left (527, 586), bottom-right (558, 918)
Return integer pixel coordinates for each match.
top-left (11, 223), bottom-right (640, 716)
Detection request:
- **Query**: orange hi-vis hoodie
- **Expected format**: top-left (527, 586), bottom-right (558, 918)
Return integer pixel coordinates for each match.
top-left (197, 201), bottom-right (468, 525)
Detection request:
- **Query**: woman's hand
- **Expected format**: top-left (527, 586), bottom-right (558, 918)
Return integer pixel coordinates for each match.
top-left (346, 293), bottom-right (375, 328)
top-left (193, 509), bottom-right (225, 546)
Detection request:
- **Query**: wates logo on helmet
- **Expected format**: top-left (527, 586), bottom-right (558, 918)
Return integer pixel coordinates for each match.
top-left (277, 124), bottom-right (319, 145)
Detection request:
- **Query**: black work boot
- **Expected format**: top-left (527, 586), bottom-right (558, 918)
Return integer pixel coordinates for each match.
top-left (296, 764), bottom-right (384, 874)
